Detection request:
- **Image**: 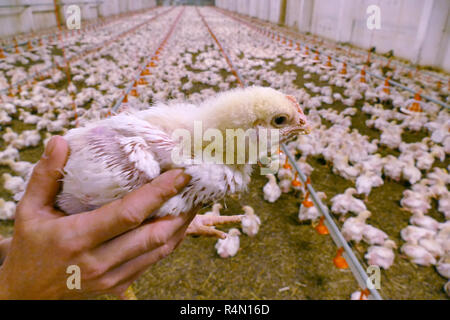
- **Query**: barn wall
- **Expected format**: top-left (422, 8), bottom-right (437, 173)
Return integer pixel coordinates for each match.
top-left (218, 0), bottom-right (450, 71)
top-left (0, 0), bottom-right (158, 38)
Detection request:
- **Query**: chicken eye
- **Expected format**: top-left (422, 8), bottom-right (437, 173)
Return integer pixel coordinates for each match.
top-left (272, 115), bottom-right (288, 127)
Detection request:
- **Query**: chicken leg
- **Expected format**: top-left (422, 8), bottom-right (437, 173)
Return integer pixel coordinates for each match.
top-left (120, 214), bottom-right (243, 300)
top-left (186, 214), bottom-right (244, 238)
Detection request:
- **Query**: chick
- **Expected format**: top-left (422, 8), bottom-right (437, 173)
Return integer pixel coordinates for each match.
top-left (215, 228), bottom-right (241, 258)
top-left (241, 205), bottom-right (261, 237)
top-left (342, 210), bottom-right (371, 243)
top-left (365, 240), bottom-right (397, 269)
top-left (32, 87), bottom-right (309, 237)
top-left (204, 203), bottom-right (223, 216)
top-left (3, 173), bottom-right (25, 195)
top-left (401, 243), bottom-right (436, 266)
top-left (263, 174), bottom-right (281, 203)
top-left (0, 199), bottom-right (16, 220)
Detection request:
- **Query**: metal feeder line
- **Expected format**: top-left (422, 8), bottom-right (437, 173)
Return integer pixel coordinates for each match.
top-left (282, 144), bottom-right (382, 300)
top-left (112, 7), bottom-right (184, 113)
top-left (0, 7), bottom-right (170, 95)
top-left (201, 7), bottom-right (382, 300)
top-left (217, 8), bottom-right (450, 111)
top-left (223, 9), bottom-right (448, 87)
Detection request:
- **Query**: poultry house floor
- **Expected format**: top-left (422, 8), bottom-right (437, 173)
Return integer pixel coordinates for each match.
top-left (0, 6), bottom-right (449, 300)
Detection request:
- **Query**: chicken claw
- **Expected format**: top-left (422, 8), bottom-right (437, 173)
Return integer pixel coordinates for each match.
top-left (186, 214), bottom-right (244, 239)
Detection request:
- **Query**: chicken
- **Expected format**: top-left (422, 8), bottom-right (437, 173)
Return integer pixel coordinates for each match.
top-left (19, 87), bottom-right (309, 237)
top-left (263, 174), bottom-right (281, 203)
top-left (410, 212), bottom-right (441, 232)
top-left (418, 236), bottom-right (444, 258)
top-left (331, 188), bottom-right (367, 216)
top-left (241, 205), bottom-right (261, 237)
top-left (2, 173), bottom-right (25, 195)
top-left (355, 171), bottom-right (383, 199)
top-left (278, 179), bottom-right (292, 193)
top-left (350, 290), bottom-right (369, 300)
top-left (204, 203), bottom-right (223, 216)
top-left (342, 210), bottom-right (371, 243)
top-left (1, 159), bottom-right (33, 178)
top-left (362, 224), bottom-right (389, 246)
top-left (298, 191), bottom-right (326, 223)
top-left (401, 225), bottom-right (436, 244)
top-left (365, 240), bottom-right (397, 269)
top-left (215, 228), bottom-right (241, 258)
top-left (0, 199), bottom-right (16, 220)
top-left (401, 243), bottom-right (436, 266)
top-left (436, 256), bottom-right (450, 279)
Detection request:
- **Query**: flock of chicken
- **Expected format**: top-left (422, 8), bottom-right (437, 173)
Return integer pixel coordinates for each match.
top-left (0, 6), bottom-right (449, 298)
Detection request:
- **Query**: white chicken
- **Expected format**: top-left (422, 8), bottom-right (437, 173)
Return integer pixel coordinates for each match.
top-left (342, 210), bottom-right (371, 243)
top-left (350, 290), bottom-right (369, 300)
top-left (0, 199), bottom-right (16, 220)
top-left (409, 212), bottom-right (441, 231)
top-left (204, 203), bottom-right (223, 216)
top-left (401, 225), bottom-right (436, 244)
top-left (402, 159), bottom-right (421, 185)
top-left (436, 255), bottom-right (450, 279)
top-left (365, 240), bottom-right (397, 269)
top-left (263, 174), bottom-right (281, 203)
top-left (298, 191), bottom-right (326, 223)
top-left (331, 188), bottom-right (367, 216)
top-left (241, 205), bottom-right (261, 237)
top-left (2, 173), bottom-right (25, 195)
top-left (355, 171), bottom-right (383, 199)
top-left (400, 190), bottom-right (431, 215)
top-left (362, 224), bottom-right (389, 246)
top-left (401, 243), bottom-right (436, 266)
top-left (1, 159), bottom-right (33, 178)
top-left (215, 228), bottom-right (241, 258)
top-left (18, 87), bottom-right (310, 237)
top-left (278, 179), bottom-right (292, 193)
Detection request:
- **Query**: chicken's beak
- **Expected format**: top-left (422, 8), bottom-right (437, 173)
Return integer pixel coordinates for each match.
top-left (296, 115), bottom-right (312, 135)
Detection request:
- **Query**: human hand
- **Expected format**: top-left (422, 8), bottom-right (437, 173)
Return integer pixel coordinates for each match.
top-left (0, 236), bottom-right (11, 265)
top-left (0, 136), bottom-right (194, 299)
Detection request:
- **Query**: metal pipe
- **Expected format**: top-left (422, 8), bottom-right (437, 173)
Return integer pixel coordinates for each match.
top-left (0, 8), bottom-right (169, 94)
top-left (217, 9), bottom-right (450, 110)
top-left (112, 7), bottom-right (183, 113)
top-left (282, 144), bottom-right (382, 300)
top-left (204, 7), bottom-right (382, 300)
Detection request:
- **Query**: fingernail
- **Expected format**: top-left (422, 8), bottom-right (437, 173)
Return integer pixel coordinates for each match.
top-left (174, 170), bottom-right (191, 190)
top-left (43, 137), bottom-right (59, 159)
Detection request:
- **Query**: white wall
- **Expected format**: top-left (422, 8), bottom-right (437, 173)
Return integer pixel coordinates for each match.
top-left (268, 0), bottom-right (281, 23)
top-left (218, 0), bottom-right (450, 72)
top-left (216, 0), bottom-right (282, 24)
top-left (0, 0), bottom-right (157, 38)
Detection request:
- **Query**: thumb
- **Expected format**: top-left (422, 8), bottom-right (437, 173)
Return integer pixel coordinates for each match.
top-left (18, 136), bottom-right (69, 218)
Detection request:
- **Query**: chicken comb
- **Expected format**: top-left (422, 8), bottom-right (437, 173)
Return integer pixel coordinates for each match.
top-left (285, 95), bottom-right (303, 115)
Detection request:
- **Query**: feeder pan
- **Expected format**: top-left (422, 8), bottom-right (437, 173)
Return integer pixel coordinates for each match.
top-left (400, 93), bottom-right (425, 115)
top-left (299, 47), bottom-right (309, 58)
top-left (308, 54), bottom-right (320, 64)
top-left (320, 56), bottom-right (333, 69)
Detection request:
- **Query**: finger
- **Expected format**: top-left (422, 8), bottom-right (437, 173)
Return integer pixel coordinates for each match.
top-left (18, 136), bottom-right (69, 218)
top-left (77, 169), bottom-right (191, 247)
top-left (89, 208), bottom-right (196, 271)
top-left (201, 214), bottom-right (244, 226)
top-left (186, 225), bottom-right (227, 239)
top-left (95, 225), bottom-right (188, 291)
